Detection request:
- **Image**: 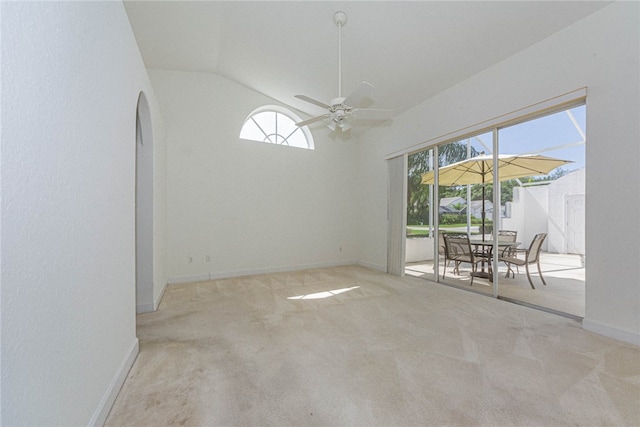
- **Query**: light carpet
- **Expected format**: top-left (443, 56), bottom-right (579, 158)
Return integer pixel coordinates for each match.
top-left (106, 265), bottom-right (639, 426)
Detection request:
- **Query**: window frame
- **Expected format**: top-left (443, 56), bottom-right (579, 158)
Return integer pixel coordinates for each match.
top-left (239, 105), bottom-right (315, 150)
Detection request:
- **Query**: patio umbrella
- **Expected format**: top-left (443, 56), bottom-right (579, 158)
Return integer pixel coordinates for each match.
top-left (421, 153), bottom-right (572, 239)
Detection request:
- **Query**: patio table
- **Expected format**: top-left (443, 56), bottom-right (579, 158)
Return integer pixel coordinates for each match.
top-left (469, 239), bottom-right (521, 280)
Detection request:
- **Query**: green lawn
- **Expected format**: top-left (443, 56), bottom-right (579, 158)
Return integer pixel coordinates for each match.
top-left (406, 223), bottom-right (491, 237)
top-left (406, 228), bottom-right (432, 236)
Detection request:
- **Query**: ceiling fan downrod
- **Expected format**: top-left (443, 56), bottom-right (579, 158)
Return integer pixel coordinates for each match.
top-left (334, 11), bottom-right (347, 99)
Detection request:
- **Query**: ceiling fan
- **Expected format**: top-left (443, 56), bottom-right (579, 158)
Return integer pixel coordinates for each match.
top-left (294, 11), bottom-right (394, 132)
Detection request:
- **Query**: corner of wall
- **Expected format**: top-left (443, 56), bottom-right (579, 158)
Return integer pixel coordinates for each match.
top-left (582, 319), bottom-right (640, 347)
top-left (87, 338), bottom-right (139, 427)
top-left (153, 281), bottom-right (168, 311)
top-left (136, 280), bottom-right (168, 313)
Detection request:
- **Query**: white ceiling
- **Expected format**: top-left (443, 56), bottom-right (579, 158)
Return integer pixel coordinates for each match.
top-left (124, 1), bottom-right (609, 127)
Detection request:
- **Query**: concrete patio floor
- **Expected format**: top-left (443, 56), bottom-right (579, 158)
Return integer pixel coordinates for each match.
top-left (405, 253), bottom-right (585, 318)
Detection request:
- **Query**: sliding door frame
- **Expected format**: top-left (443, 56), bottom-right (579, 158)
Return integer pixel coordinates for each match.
top-left (387, 89), bottom-right (587, 300)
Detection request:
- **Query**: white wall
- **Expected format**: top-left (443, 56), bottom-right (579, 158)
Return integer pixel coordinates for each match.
top-left (501, 169), bottom-right (586, 254)
top-left (405, 237), bottom-right (435, 263)
top-left (548, 169), bottom-right (585, 253)
top-left (502, 185), bottom-right (550, 251)
top-left (356, 130), bottom-right (393, 272)
top-left (2, 2), bottom-right (166, 425)
top-left (357, 2), bottom-right (640, 344)
top-left (148, 70), bottom-right (358, 282)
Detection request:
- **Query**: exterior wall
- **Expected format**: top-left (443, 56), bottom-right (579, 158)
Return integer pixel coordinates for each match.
top-left (357, 2), bottom-right (640, 344)
top-left (2, 3), bottom-right (166, 425)
top-left (501, 169), bottom-right (586, 254)
top-left (406, 237), bottom-right (435, 263)
top-left (502, 185), bottom-right (549, 252)
top-left (548, 169), bottom-right (585, 253)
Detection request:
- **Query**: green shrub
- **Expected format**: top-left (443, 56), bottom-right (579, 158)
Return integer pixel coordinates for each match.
top-left (440, 213), bottom-right (465, 224)
top-left (407, 211), bottom-right (431, 225)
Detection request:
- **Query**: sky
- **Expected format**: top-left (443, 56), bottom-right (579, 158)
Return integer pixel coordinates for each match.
top-left (474, 105), bottom-right (586, 172)
top-left (499, 105), bottom-right (586, 171)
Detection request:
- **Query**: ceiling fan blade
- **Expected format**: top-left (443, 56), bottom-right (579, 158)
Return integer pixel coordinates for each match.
top-left (296, 114), bottom-right (330, 127)
top-left (295, 95), bottom-right (330, 109)
top-left (344, 81), bottom-right (375, 107)
top-left (351, 108), bottom-right (394, 120)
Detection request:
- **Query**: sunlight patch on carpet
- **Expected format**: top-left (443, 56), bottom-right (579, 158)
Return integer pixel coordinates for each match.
top-left (287, 286), bottom-right (360, 300)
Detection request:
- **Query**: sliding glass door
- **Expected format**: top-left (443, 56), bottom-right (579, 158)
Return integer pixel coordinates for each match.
top-left (436, 133), bottom-right (494, 291)
top-left (403, 103), bottom-right (586, 318)
top-left (496, 105), bottom-right (586, 317)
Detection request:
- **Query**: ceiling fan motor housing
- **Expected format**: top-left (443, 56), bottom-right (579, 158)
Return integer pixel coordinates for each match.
top-left (329, 97), bottom-right (351, 114)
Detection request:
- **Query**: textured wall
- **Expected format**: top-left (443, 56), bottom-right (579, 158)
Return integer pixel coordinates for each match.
top-left (149, 70), bottom-right (359, 283)
top-left (2, 2), bottom-right (165, 425)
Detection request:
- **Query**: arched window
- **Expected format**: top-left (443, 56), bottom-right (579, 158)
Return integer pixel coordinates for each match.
top-left (239, 105), bottom-right (314, 150)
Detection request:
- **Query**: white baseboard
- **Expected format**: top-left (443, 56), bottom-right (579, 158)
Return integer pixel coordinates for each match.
top-left (136, 303), bottom-right (154, 313)
top-left (582, 319), bottom-right (640, 346)
top-left (87, 338), bottom-right (139, 427)
top-left (166, 260), bottom-right (359, 284)
top-left (167, 273), bottom-right (211, 285)
top-left (208, 260), bottom-right (357, 280)
top-left (356, 260), bottom-right (387, 273)
top-left (153, 280), bottom-right (168, 311)
top-left (137, 280), bottom-right (169, 313)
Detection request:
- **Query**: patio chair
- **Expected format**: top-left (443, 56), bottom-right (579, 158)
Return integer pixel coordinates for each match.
top-left (499, 233), bottom-right (547, 289)
top-left (438, 231), bottom-right (451, 274)
top-left (497, 230), bottom-right (518, 258)
top-left (498, 230), bottom-right (517, 244)
top-left (443, 234), bottom-right (484, 285)
top-left (497, 229), bottom-right (519, 274)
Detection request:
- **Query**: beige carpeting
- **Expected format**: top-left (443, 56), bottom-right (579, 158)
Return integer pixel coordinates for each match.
top-left (106, 265), bottom-right (640, 426)
top-left (406, 252), bottom-right (586, 317)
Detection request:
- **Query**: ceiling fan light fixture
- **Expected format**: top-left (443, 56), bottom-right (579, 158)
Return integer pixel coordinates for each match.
top-left (339, 121), bottom-right (351, 132)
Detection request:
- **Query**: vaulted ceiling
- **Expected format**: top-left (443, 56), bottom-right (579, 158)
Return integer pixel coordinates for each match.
top-left (124, 1), bottom-right (609, 125)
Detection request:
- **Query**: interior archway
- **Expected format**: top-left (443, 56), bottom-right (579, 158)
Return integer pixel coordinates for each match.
top-left (135, 91), bottom-right (154, 313)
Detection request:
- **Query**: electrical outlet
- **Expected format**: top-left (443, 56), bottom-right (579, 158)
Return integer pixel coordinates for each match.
top-left (205, 255), bottom-right (211, 262)
top-left (187, 256), bottom-right (193, 264)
